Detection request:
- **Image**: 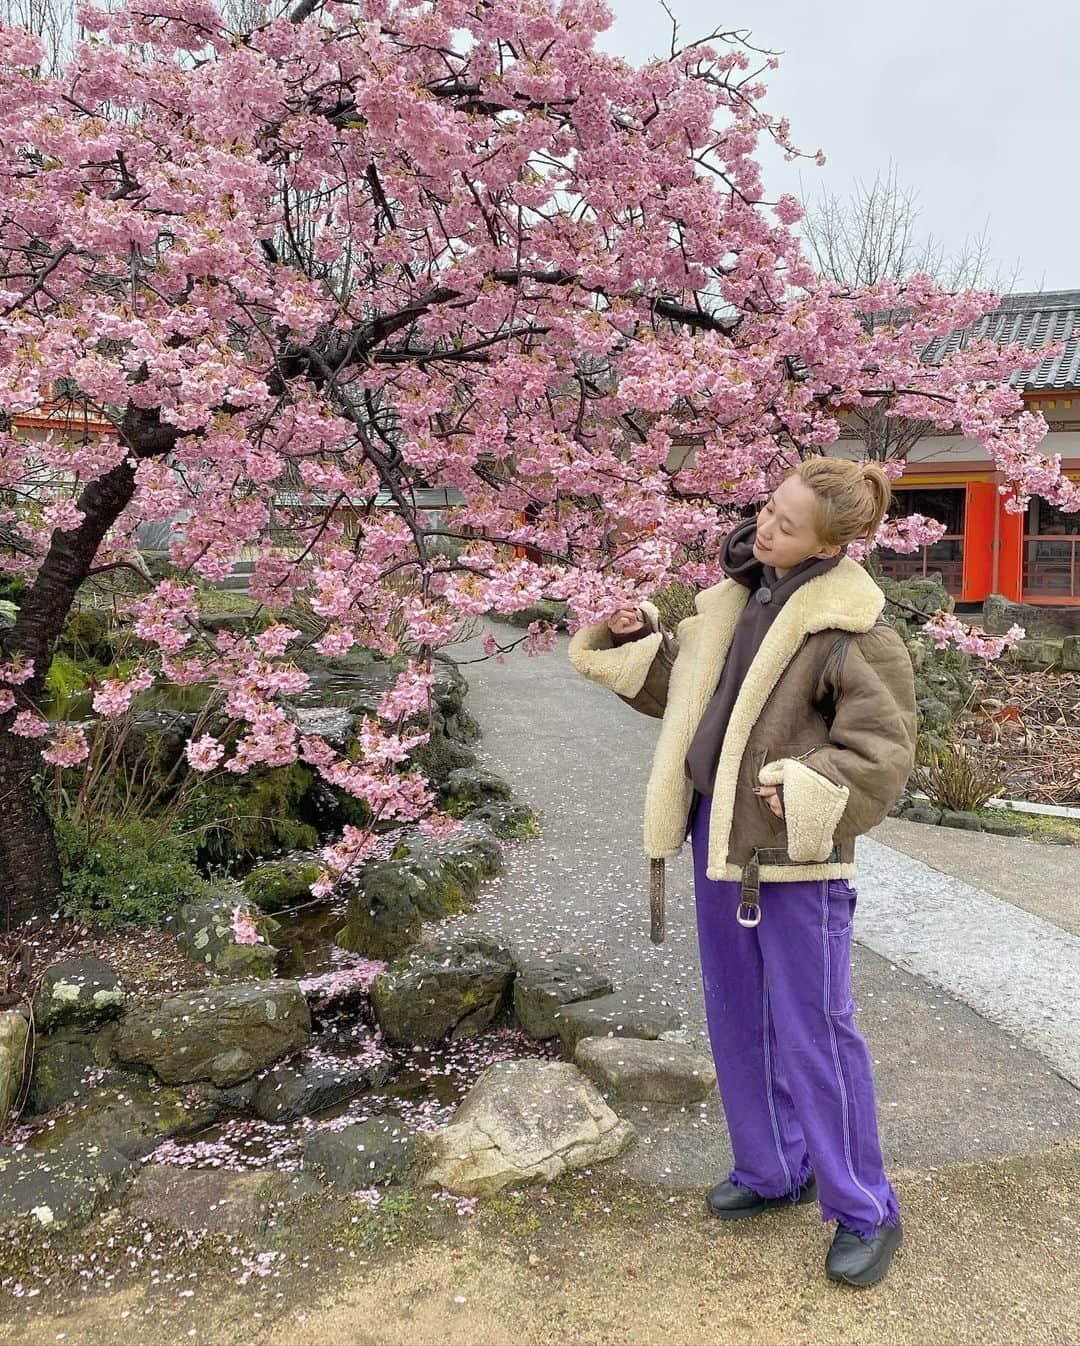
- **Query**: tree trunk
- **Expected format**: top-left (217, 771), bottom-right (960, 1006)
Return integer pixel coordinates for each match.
top-left (0, 405), bottom-right (176, 929)
top-left (0, 731), bottom-right (62, 930)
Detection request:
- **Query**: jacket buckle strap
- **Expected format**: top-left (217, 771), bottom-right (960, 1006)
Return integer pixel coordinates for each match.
top-left (736, 851), bottom-right (761, 927)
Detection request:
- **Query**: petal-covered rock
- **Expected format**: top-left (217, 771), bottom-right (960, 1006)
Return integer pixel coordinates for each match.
top-left (370, 935), bottom-right (514, 1045)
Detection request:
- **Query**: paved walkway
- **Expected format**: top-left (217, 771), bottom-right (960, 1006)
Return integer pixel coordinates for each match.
top-left (440, 617), bottom-right (1080, 1186)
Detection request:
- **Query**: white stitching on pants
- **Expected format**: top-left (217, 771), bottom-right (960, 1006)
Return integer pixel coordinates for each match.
top-left (762, 977), bottom-right (792, 1194)
top-left (820, 884), bottom-right (885, 1225)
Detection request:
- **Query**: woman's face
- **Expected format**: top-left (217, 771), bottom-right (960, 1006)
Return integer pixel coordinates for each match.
top-left (753, 474), bottom-right (841, 573)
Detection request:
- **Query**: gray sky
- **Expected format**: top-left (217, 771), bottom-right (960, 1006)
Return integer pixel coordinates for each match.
top-left (600, 0), bottom-right (1078, 293)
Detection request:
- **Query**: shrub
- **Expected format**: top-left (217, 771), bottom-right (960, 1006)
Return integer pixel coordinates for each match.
top-left (54, 815), bottom-right (213, 929)
top-left (911, 734), bottom-right (1011, 813)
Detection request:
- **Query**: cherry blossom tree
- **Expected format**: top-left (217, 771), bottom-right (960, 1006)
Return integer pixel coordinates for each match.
top-left (0, 0), bottom-right (1073, 927)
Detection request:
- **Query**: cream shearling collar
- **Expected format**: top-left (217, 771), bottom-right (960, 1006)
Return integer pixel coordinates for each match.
top-left (642, 555), bottom-right (885, 875)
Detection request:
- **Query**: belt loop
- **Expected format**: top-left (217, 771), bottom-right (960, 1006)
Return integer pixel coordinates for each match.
top-left (736, 850), bottom-right (761, 927)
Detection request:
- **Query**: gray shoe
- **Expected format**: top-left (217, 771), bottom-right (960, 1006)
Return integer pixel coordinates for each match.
top-left (705, 1174), bottom-right (817, 1221)
top-left (825, 1219), bottom-right (903, 1286)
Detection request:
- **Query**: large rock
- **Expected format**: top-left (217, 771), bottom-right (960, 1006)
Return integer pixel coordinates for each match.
top-left (249, 1043), bottom-right (392, 1122)
top-left (441, 767), bottom-right (515, 813)
top-left (553, 986), bottom-right (682, 1055)
top-left (23, 1081), bottom-right (220, 1160)
top-left (123, 1166), bottom-right (321, 1235)
top-left (112, 981), bottom-right (310, 1086)
top-left (422, 1058), bottom-right (635, 1196)
top-left (574, 1036), bottom-right (717, 1104)
top-left (303, 1114), bottom-right (417, 1189)
top-left (513, 954), bottom-right (614, 1040)
top-left (0, 1138), bottom-right (136, 1234)
top-left (984, 592), bottom-right (1080, 638)
top-left (335, 862), bottom-right (423, 960)
top-left (467, 800), bottom-right (539, 841)
top-left (32, 957), bottom-right (125, 1035)
top-left (0, 1010), bottom-right (28, 1127)
top-left (335, 821), bottom-right (506, 958)
top-left (172, 895), bottom-right (278, 978)
top-left (23, 1038), bottom-right (131, 1116)
top-left (393, 819), bottom-right (504, 907)
top-left (370, 935), bottom-right (514, 1045)
top-left (243, 854), bottom-right (324, 915)
top-left (1011, 637), bottom-right (1062, 668)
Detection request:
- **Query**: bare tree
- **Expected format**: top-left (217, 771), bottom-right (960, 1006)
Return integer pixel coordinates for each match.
top-left (799, 162), bottom-right (1024, 464)
top-left (2, 0), bottom-right (76, 74)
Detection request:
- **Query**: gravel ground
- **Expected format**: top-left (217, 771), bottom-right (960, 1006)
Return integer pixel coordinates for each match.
top-left (4, 1141), bottom-right (1076, 1345)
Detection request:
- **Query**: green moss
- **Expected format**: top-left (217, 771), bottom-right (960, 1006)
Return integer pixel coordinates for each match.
top-left (243, 858), bottom-right (324, 913)
top-left (980, 807), bottom-right (1080, 847)
top-left (184, 763), bottom-right (319, 871)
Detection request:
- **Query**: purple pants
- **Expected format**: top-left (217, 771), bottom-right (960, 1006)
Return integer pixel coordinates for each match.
top-left (690, 790), bottom-right (900, 1238)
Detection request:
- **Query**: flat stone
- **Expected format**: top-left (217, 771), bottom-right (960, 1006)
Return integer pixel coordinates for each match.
top-left (981, 818), bottom-right (1026, 837)
top-left (513, 953), bottom-right (614, 1040)
top-left (370, 935), bottom-right (514, 1045)
top-left (0, 1138), bottom-right (136, 1234)
top-left (553, 986), bottom-right (682, 1056)
top-left (123, 1166), bottom-right (321, 1235)
top-left (32, 957), bottom-right (124, 1036)
top-left (22, 1081), bottom-right (220, 1160)
top-left (901, 803), bottom-right (943, 826)
top-left (422, 1058), bottom-right (635, 1197)
top-left (303, 1114), bottom-right (417, 1189)
top-left (112, 981), bottom-right (310, 1085)
top-left (939, 809), bottom-right (984, 831)
top-left (250, 1044), bottom-right (392, 1122)
top-left (574, 1036), bottom-right (717, 1104)
top-left (0, 1010), bottom-right (28, 1128)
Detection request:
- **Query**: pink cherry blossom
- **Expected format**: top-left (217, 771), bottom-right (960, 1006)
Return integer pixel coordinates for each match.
top-left (11, 710), bottom-right (48, 738)
top-left (0, 0), bottom-right (1072, 909)
top-left (230, 906), bottom-right (263, 945)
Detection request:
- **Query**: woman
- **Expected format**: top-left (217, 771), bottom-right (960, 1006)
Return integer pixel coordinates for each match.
top-left (566, 458), bottom-right (917, 1287)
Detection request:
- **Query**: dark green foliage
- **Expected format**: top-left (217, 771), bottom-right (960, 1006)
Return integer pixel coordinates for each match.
top-left (53, 815), bottom-right (213, 929)
top-left (56, 607), bottom-right (116, 668)
top-left (183, 763), bottom-right (320, 872)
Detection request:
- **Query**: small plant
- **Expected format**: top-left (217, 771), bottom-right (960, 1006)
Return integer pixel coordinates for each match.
top-left (911, 733), bottom-right (1011, 813)
top-left (53, 814), bottom-right (213, 929)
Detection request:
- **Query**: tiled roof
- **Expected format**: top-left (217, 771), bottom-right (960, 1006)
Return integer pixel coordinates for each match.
top-left (921, 289), bottom-right (1080, 391)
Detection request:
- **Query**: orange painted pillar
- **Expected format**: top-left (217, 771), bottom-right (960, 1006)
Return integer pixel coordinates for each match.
top-left (962, 481), bottom-right (997, 602)
top-left (996, 494), bottom-right (1024, 601)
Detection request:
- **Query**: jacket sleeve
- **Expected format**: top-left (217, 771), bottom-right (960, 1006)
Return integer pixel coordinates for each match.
top-left (566, 600), bottom-right (680, 720)
top-left (758, 622), bottom-right (917, 862)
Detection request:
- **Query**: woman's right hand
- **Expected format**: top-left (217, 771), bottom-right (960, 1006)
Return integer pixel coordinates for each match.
top-left (606, 605), bottom-right (648, 638)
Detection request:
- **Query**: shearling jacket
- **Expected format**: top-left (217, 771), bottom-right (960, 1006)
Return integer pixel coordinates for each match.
top-left (567, 557), bottom-right (917, 886)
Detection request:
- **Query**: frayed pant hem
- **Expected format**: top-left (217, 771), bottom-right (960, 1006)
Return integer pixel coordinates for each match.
top-left (729, 1153), bottom-right (814, 1203)
top-left (820, 1187), bottom-right (901, 1239)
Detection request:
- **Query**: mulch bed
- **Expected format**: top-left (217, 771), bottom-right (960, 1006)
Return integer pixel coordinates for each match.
top-left (975, 663), bottom-right (1080, 806)
top-left (0, 914), bottom-right (211, 1017)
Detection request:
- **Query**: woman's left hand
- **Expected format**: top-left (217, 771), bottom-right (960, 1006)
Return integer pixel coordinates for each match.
top-left (753, 785), bottom-right (785, 819)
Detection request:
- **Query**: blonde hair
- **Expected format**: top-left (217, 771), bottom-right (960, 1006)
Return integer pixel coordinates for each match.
top-left (790, 458), bottom-right (892, 547)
